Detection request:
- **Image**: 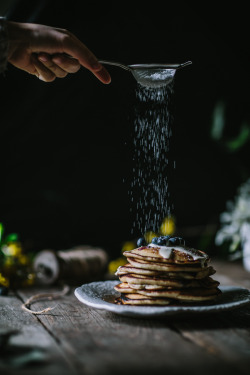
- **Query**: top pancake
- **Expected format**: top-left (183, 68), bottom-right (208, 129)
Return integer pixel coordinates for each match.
top-left (123, 245), bottom-right (209, 265)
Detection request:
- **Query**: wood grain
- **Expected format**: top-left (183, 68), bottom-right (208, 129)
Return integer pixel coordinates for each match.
top-left (0, 292), bottom-right (77, 375)
top-left (0, 259), bottom-right (250, 375)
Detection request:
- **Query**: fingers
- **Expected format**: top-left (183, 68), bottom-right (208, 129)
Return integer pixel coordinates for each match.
top-left (35, 52), bottom-right (81, 81)
top-left (51, 53), bottom-right (81, 73)
top-left (62, 35), bottom-right (111, 84)
top-left (38, 53), bottom-right (67, 78)
top-left (37, 52), bottom-right (105, 83)
top-left (38, 52), bottom-right (81, 75)
top-left (31, 54), bottom-right (56, 82)
top-left (90, 64), bottom-right (112, 85)
top-left (36, 51), bottom-right (110, 84)
top-left (37, 53), bottom-right (75, 81)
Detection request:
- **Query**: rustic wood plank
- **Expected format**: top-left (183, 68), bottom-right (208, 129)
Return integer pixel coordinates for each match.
top-left (16, 286), bottom-right (243, 375)
top-left (0, 291), bottom-right (77, 375)
top-left (171, 260), bottom-right (250, 375)
top-left (171, 307), bottom-right (250, 375)
top-left (2, 258), bottom-right (249, 375)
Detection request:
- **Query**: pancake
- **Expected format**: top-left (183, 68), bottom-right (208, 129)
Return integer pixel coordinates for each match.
top-left (115, 281), bottom-right (167, 291)
top-left (116, 263), bottom-right (215, 280)
top-left (116, 264), bottom-right (160, 277)
top-left (119, 274), bottom-right (218, 289)
top-left (127, 258), bottom-right (213, 274)
top-left (128, 283), bottom-right (166, 290)
top-left (136, 287), bottom-right (221, 302)
top-left (114, 282), bottom-right (137, 293)
top-left (117, 293), bottom-right (172, 306)
top-left (124, 245), bottom-right (209, 265)
top-left (115, 283), bottom-right (221, 304)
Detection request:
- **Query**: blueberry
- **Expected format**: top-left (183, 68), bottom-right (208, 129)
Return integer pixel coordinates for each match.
top-left (137, 237), bottom-right (147, 247)
top-left (168, 237), bottom-right (185, 246)
top-left (164, 235), bottom-right (171, 244)
top-left (151, 237), bottom-right (159, 244)
top-left (168, 237), bottom-right (179, 245)
top-left (157, 236), bottom-right (171, 246)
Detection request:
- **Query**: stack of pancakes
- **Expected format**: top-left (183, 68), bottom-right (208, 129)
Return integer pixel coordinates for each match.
top-left (114, 238), bottom-right (221, 305)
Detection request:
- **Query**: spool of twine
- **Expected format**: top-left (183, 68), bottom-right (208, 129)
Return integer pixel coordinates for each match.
top-left (33, 245), bottom-right (108, 285)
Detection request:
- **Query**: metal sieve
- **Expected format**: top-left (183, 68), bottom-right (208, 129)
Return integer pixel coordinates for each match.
top-left (99, 60), bottom-right (192, 88)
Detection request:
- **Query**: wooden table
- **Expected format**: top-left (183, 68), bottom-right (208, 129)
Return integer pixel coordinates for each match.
top-left (1, 259), bottom-right (250, 375)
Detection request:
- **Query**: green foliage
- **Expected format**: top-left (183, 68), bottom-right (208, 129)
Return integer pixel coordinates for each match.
top-left (226, 122), bottom-right (250, 151)
top-left (0, 223), bottom-right (3, 243)
top-left (210, 101), bottom-right (250, 152)
top-left (0, 223), bottom-right (19, 247)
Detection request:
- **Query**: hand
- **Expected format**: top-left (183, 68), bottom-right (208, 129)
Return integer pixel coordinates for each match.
top-left (6, 21), bottom-right (111, 84)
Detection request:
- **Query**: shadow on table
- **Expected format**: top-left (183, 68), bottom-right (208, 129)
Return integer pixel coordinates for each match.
top-left (0, 330), bottom-right (48, 371)
top-left (104, 304), bottom-right (250, 330)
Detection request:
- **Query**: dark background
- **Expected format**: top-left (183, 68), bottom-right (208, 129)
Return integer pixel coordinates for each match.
top-left (1, 0), bottom-right (250, 258)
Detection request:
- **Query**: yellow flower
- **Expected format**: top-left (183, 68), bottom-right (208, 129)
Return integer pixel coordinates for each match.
top-left (108, 257), bottom-right (127, 274)
top-left (159, 216), bottom-right (175, 236)
top-left (0, 272), bottom-right (9, 287)
top-left (121, 241), bottom-right (136, 253)
top-left (2, 242), bottom-right (23, 257)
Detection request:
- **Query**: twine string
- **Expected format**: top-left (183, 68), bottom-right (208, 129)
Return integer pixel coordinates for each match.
top-left (21, 284), bottom-right (70, 314)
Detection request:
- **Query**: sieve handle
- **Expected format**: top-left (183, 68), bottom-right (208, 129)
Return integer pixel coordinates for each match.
top-left (99, 60), bottom-right (131, 71)
top-left (178, 61), bottom-right (192, 69)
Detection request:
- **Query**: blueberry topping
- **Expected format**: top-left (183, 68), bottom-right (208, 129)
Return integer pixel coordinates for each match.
top-left (157, 235), bottom-right (171, 246)
top-left (168, 237), bottom-right (185, 246)
top-left (151, 237), bottom-right (159, 244)
top-left (137, 237), bottom-right (147, 247)
top-left (168, 237), bottom-right (178, 245)
top-left (150, 236), bottom-right (185, 247)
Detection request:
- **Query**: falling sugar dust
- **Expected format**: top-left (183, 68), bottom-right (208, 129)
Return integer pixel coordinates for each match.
top-left (129, 76), bottom-right (175, 236)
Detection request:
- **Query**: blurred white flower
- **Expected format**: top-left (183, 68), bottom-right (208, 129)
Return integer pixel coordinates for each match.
top-left (215, 178), bottom-right (250, 259)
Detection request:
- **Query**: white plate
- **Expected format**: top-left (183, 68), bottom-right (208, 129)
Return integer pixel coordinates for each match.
top-left (74, 280), bottom-right (250, 318)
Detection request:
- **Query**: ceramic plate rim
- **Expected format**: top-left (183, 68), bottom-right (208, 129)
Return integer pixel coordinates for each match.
top-left (74, 280), bottom-right (250, 318)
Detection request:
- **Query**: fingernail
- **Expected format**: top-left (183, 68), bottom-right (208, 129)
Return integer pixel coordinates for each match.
top-left (103, 71), bottom-right (111, 84)
top-left (38, 54), bottom-right (48, 62)
top-left (52, 56), bottom-right (61, 64)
